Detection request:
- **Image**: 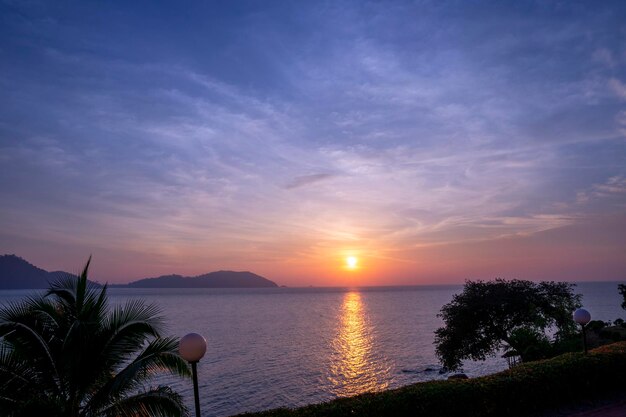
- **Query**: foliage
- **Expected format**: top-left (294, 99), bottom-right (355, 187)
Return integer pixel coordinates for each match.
top-left (586, 320), bottom-right (607, 332)
top-left (505, 327), bottom-right (552, 362)
top-left (619, 284), bottom-right (626, 310)
top-left (434, 279), bottom-right (581, 371)
top-left (549, 333), bottom-right (583, 356)
top-left (0, 258), bottom-right (190, 417)
top-left (239, 342), bottom-right (626, 417)
top-left (599, 326), bottom-right (626, 342)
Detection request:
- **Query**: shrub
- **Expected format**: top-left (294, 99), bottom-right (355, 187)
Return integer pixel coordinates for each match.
top-left (586, 320), bottom-right (606, 331)
top-left (239, 342), bottom-right (626, 417)
top-left (599, 326), bottom-right (626, 342)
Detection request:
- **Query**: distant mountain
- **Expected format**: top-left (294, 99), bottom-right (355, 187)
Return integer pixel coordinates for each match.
top-left (0, 255), bottom-right (278, 289)
top-left (126, 271), bottom-right (278, 288)
top-left (0, 255), bottom-right (84, 289)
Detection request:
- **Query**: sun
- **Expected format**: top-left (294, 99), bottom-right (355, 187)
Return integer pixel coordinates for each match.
top-left (345, 256), bottom-right (359, 270)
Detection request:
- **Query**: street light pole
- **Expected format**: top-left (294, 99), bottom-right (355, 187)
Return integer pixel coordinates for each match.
top-left (573, 308), bottom-right (591, 354)
top-left (180, 333), bottom-right (208, 417)
top-left (191, 361), bottom-right (201, 417)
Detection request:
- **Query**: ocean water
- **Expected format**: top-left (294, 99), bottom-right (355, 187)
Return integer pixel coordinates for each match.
top-left (1, 282), bottom-right (624, 416)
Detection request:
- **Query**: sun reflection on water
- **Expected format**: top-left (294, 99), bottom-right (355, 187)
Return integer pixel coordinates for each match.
top-left (328, 291), bottom-right (390, 397)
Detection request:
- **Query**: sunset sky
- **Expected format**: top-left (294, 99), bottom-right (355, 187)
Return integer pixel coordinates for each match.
top-left (1, 1), bottom-right (625, 286)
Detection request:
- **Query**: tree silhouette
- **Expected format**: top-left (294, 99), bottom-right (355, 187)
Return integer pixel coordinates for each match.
top-left (435, 279), bottom-right (581, 371)
top-left (0, 258), bottom-right (190, 417)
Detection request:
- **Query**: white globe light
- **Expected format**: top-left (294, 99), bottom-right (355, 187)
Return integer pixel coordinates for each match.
top-left (179, 333), bottom-right (207, 362)
top-left (573, 308), bottom-right (591, 325)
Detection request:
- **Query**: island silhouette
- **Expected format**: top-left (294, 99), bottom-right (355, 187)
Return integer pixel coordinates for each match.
top-left (0, 255), bottom-right (278, 289)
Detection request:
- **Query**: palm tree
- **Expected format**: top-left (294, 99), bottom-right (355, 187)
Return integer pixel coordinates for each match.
top-left (0, 258), bottom-right (191, 417)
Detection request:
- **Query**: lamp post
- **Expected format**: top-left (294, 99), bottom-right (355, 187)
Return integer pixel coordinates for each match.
top-left (573, 308), bottom-right (591, 354)
top-left (179, 333), bottom-right (207, 417)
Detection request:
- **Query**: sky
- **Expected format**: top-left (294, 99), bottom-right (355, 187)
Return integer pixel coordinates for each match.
top-left (0, 1), bottom-right (625, 286)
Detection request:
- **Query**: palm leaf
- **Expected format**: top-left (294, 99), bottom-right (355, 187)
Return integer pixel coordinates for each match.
top-left (97, 300), bottom-right (164, 364)
top-left (86, 337), bottom-right (190, 413)
top-left (0, 344), bottom-right (41, 399)
top-left (0, 257), bottom-right (191, 417)
top-left (97, 385), bottom-right (188, 417)
top-left (0, 301), bottom-right (61, 393)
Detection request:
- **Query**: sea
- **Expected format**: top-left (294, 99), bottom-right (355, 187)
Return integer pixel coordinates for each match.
top-left (1, 282), bottom-right (624, 417)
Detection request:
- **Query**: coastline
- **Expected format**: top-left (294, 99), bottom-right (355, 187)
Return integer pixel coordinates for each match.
top-left (237, 342), bottom-right (626, 417)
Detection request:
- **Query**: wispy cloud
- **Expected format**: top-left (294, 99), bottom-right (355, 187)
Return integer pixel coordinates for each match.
top-left (576, 175), bottom-right (626, 205)
top-left (285, 173), bottom-right (337, 190)
top-left (1, 1), bottom-right (625, 283)
top-left (609, 78), bottom-right (626, 101)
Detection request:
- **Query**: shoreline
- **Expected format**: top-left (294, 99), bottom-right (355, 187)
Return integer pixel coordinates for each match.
top-left (236, 342), bottom-right (626, 417)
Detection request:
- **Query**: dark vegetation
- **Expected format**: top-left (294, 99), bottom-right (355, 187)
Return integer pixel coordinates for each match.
top-left (239, 342), bottom-right (626, 417)
top-left (584, 319), bottom-right (626, 346)
top-left (563, 282), bottom-right (626, 349)
top-left (434, 279), bottom-right (581, 370)
top-left (0, 258), bottom-right (190, 417)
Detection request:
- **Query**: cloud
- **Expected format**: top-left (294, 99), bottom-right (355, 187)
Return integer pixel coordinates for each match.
top-left (284, 173), bottom-right (337, 189)
top-left (609, 78), bottom-right (626, 101)
top-left (617, 110), bottom-right (626, 137)
top-left (576, 175), bottom-right (626, 206)
top-left (1, 1), bottom-right (626, 282)
top-left (595, 175), bottom-right (626, 195)
top-left (592, 48), bottom-right (616, 68)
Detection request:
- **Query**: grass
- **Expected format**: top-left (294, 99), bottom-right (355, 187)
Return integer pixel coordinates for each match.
top-left (238, 342), bottom-right (626, 417)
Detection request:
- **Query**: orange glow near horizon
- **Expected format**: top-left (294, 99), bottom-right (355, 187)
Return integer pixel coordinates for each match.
top-left (12, 212), bottom-right (626, 287)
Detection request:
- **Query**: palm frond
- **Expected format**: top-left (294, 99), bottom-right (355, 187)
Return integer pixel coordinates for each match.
top-left (97, 300), bottom-right (164, 362)
top-left (0, 344), bottom-right (41, 398)
top-left (0, 345), bottom-right (65, 417)
top-left (1, 257), bottom-right (189, 417)
top-left (97, 385), bottom-right (189, 417)
top-left (46, 273), bottom-right (79, 318)
top-left (47, 257), bottom-right (105, 321)
top-left (75, 256), bottom-right (91, 312)
top-left (86, 337), bottom-right (190, 412)
top-left (0, 300), bottom-right (61, 391)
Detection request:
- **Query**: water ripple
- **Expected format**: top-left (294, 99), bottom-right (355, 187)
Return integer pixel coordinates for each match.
top-left (2, 283), bottom-right (618, 416)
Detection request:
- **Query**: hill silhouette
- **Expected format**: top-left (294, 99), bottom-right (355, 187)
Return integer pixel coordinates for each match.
top-left (0, 255), bottom-right (278, 289)
top-left (0, 255), bottom-right (85, 289)
top-left (125, 271), bottom-right (278, 288)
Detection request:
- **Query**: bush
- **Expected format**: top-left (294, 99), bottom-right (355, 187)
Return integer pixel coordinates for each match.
top-left (239, 342), bottom-right (626, 417)
top-left (550, 333), bottom-right (583, 356)
top-left (599, 326), bottom-right (626, 342)
top-left (586, 320), bottom-right (606, 331)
